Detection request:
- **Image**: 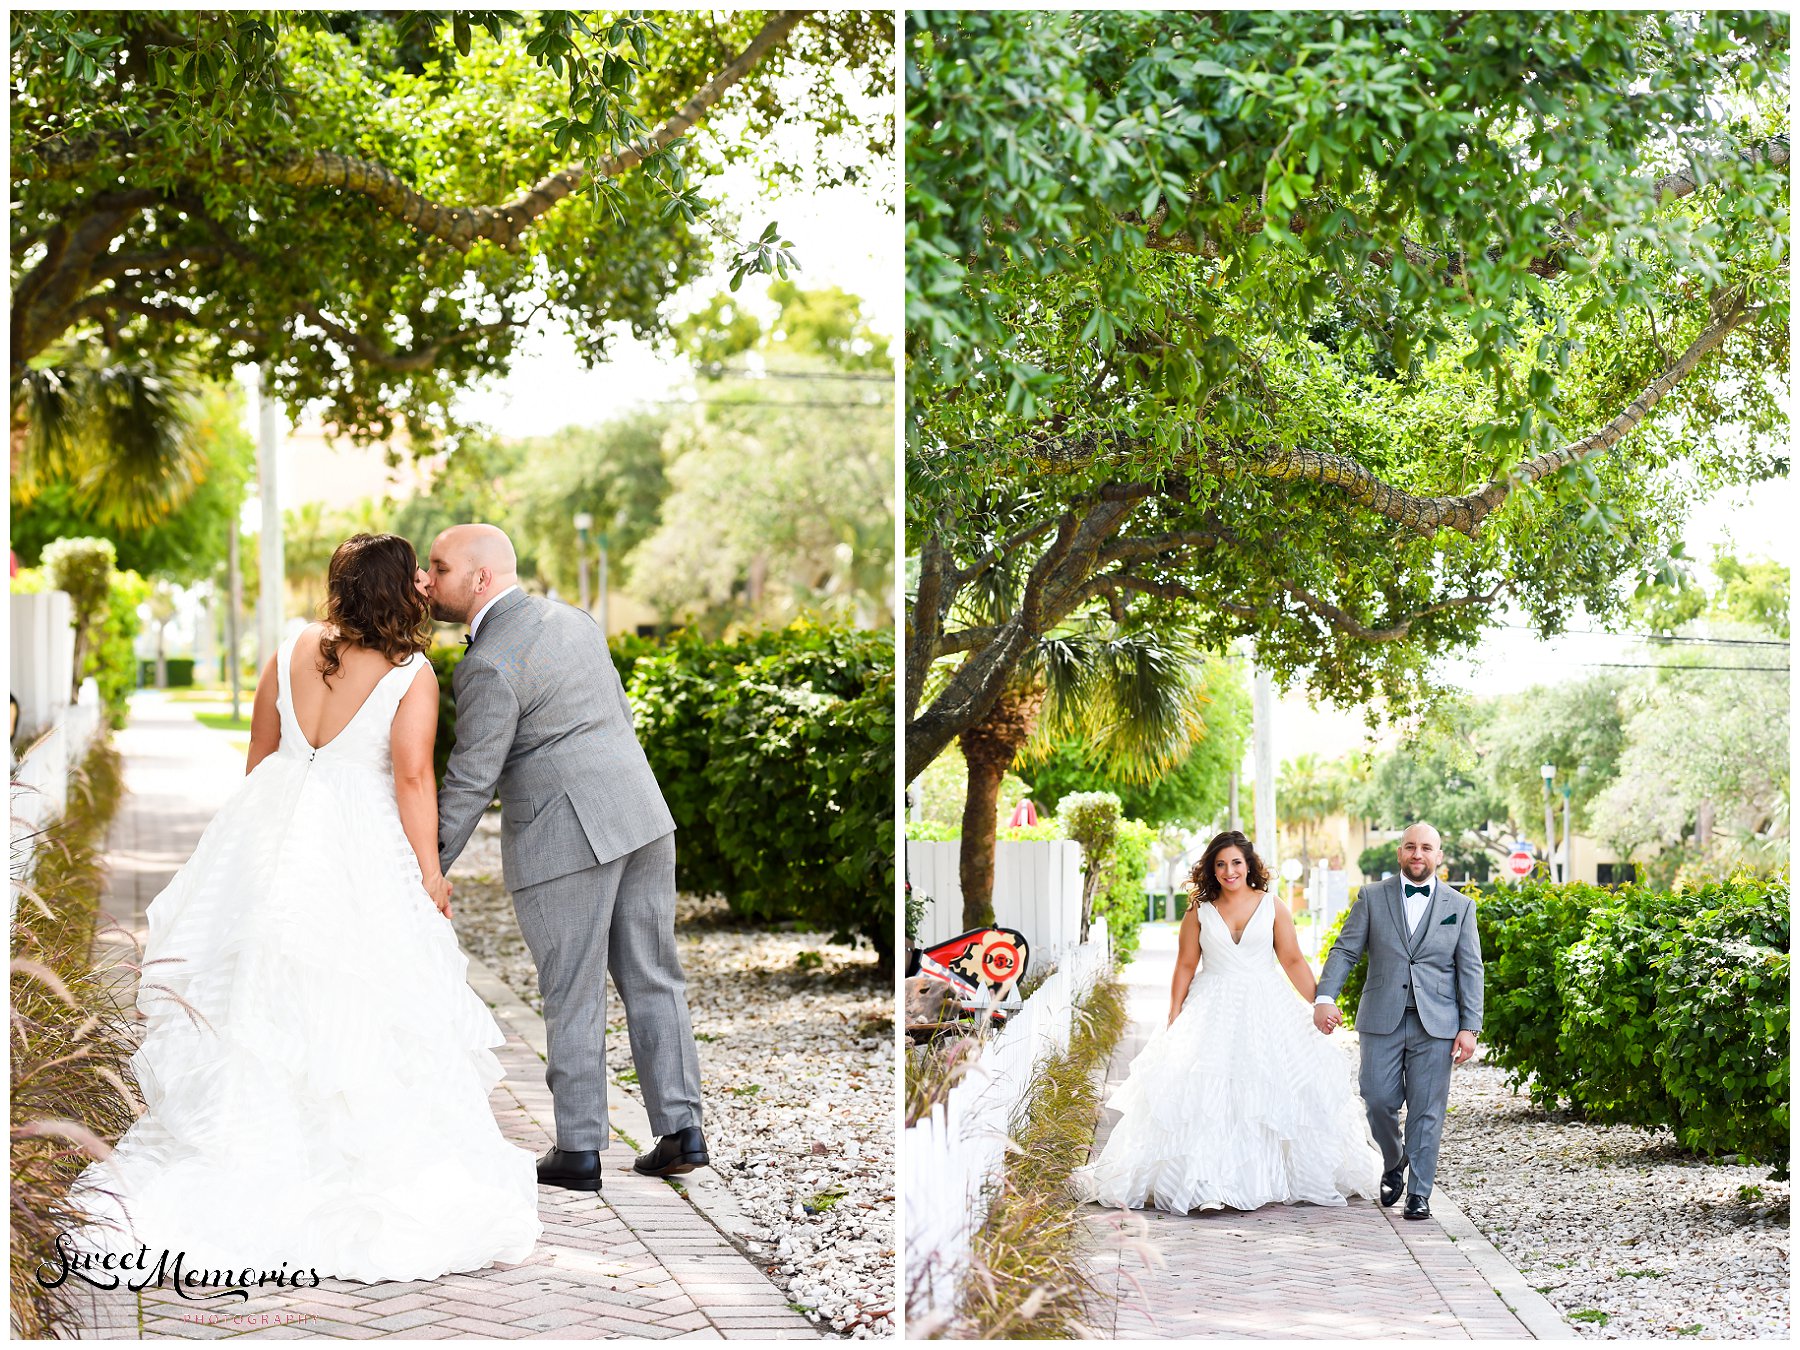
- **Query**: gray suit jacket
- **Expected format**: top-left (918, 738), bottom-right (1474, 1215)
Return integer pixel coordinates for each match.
top-left (1316, 874), bottom-right (1484, 1040)
top-left (436, 589), bottom-right (675, 890)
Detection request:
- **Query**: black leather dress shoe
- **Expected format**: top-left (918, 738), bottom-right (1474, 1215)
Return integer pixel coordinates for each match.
top-left (1403, 1193), bottom-right (1431, 1220)
top-left (1380, 1169), bottom-right (1406, 1208)
top-left (633, 1127), bottom-right (709, 1177)
top-left (537, 1147), bottom-right (602, 1192)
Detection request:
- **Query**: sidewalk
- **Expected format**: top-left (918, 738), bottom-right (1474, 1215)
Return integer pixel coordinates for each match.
top-left (71, 691), bottom-right (817, 1341)
top-left (1082, 921), bottom-right (1568, 1340)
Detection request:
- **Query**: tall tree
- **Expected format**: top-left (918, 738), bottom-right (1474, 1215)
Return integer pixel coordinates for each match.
top-left (12, 10), bottom-right (892, 447)
top-left (905, 10), bottom-right (1789, 781)
top-left (626, 281), bottom-right (894, 633)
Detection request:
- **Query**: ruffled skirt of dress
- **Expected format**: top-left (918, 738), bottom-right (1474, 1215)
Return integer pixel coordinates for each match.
top-left (1077, 968), bottom-right (1382, 1213)
top-left (69, 753), bottom-right (542, 1283)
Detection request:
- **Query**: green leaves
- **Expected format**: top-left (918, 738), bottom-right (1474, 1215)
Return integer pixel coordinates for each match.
top-left (623, 625), bottom-right (896, 960)
top-left (1470, 875), bottom-right (1789, 1175)
top-left (13, 10), bottom-right (892, 452)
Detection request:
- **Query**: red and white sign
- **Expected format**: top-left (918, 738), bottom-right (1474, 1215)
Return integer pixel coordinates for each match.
top-left (1007, 798), bottom-right (1039, 828)
top-left (1505, 846), bottom-right (1536, 879)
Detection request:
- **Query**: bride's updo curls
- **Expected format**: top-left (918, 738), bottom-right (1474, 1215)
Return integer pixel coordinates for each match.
top-left (319, 533), bottom-right (434, 684)
top-left (1187, 829), bottom-right (1270, 906)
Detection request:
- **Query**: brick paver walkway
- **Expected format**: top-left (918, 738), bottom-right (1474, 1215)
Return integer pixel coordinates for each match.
top-left (1082, 921), bottom-right (1566, 1340)
top-left (69, 690), bottom-right (816, 1340)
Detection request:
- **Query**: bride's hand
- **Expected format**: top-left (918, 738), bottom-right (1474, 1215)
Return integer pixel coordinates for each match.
top-left (424, 872), bottom-right (454, 918)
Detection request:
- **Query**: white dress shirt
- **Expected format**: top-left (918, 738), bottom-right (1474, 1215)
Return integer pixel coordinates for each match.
top-left (467, 584), bottom-right (520, 641)
top-left (1316, 875), bottom-right (1437, 1006)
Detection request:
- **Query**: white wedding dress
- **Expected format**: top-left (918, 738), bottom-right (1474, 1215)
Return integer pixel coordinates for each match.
top-left (1080, 892), bottom-right (1382, 1212)
top-left (72, 635), bottom-right (541, 1282)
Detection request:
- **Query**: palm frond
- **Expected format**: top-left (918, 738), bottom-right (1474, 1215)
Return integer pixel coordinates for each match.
top-left (12, 359), bottom-right (206, 530)
top-left (76, 363), bottom-right (207, 529)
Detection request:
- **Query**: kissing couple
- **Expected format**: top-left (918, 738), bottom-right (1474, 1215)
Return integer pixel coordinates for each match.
top-left (72, 526), bottom-right (707, 1282)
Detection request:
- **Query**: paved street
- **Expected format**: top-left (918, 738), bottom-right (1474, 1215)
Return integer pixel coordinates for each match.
top-left (70, 690), bottom-right (817, 1341)
top-left (1082, 920), bottom-right (1568, 1340)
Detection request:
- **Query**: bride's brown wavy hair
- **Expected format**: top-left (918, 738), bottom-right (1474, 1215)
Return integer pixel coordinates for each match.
top-left (317, 533), bottom-right (433, 684)
top-left (1187, 830), bottom-right (1270, 907)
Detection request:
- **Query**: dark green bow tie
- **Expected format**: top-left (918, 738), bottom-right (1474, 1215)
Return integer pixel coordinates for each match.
top-left (1405, 883), bottom-right (1432, 899)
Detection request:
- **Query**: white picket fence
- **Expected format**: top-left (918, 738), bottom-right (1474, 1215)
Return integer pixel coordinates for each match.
top-left (10, 590), bottom-right (105, 922)
top-left (904, 918), bottom-right (1112, 1321)
top-left (907, 838), bottom-right (1085, 969)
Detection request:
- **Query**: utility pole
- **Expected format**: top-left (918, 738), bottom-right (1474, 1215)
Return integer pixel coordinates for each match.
top-left (254, 366), bottom-right (284, 668)
top-left (226, 523), bottom-right (243, 722)
top-left (1252, 658), bottom-right (1277, 875)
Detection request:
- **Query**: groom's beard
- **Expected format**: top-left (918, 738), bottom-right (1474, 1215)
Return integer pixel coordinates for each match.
top-left (1400, 859), bottom-right (1434, 880)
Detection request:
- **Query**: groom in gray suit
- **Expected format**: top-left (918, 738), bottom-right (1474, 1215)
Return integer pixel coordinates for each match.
top-left (1314, 822), bottom-right (1482, 1220)
top-left (423, 524), bottom-right (706, 1192)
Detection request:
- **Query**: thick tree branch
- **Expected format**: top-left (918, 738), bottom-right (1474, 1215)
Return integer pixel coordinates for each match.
top-left (1251, 294), bottom-right (1754, 536)
top-left (931, 625), bottom-right (1003, 658)
top-left (23, 11), bottom-right (811, 254)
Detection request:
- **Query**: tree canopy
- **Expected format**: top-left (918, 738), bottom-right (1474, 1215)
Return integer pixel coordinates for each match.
top-left (11, 8), bottom-right (892, 451)
top-left (904, 9), bottom-right (1789, 780)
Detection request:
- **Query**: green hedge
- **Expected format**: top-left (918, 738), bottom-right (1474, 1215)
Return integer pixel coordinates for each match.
top-left (432, 622), bottom-right (894, 965)
top-left (1490, 876), bottom-right (1786, 1171)
top-left (136, 657), bottom-right (196, 688)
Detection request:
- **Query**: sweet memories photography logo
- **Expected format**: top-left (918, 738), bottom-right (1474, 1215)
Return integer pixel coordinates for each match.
top-left (37, 1233), bottom-right (322, 1303)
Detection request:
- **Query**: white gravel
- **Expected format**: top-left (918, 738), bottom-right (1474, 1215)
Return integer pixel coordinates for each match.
top-left (1438, 1050), bottom-right (1789, 1340)
top-left (449, 815), bottom-right (896, 1339)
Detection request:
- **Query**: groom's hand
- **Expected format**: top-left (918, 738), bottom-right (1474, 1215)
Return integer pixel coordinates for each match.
top-left (1453, 1030), bottom-right (1478, 1065)
top-left (1313, 1004), bottom-right (1342, 1035)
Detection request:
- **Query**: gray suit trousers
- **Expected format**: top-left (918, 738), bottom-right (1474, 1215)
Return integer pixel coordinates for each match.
top-left (510, 831), bottom-right (703, 1150)
top-left (1359, 1007), bottom-right (1454, 1198)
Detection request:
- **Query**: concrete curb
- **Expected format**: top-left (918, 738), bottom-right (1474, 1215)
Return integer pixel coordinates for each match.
top-left (1429, 1183), bottom-right (1575, 1340)
top-left (462, 956), bottom-right (767, 1254)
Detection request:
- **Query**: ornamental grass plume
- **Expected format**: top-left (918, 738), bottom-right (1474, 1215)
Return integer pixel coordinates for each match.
top-left (8, 740), bottom-right (152, 1338)
top-left (955, 975), bottom-right (1131, 1339)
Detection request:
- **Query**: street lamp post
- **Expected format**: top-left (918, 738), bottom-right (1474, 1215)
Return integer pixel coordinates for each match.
top-left (1540, 763), bottom-right (1557, 882)
top-left (596, 524), bottom-right (610, 639)
top-left (573, 511), bottom-right (593, 613)
top-left (1562, 781), bottom-right (1574, 885)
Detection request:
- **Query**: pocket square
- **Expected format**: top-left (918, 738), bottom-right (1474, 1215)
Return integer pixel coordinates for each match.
top-left (1439, 913), bottom-right (1458, 925)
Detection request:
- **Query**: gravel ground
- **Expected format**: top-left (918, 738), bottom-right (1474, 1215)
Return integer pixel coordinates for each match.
top-left (1436, 1049), bottom-right (1789, 1340)
top-left (447, 815), bottom-right (896, 1339)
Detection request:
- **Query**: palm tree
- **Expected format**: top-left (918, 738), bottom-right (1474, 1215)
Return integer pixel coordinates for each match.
top-left (950, 620), bottom-right (1216, 929)
top-left (1279, 753), bottom-right (1338, 868)
top-left (12, 358), bottom-right (208, 531)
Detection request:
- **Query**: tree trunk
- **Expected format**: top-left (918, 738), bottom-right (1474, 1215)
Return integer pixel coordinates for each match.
top-left (956, 684), bottom-right (1046, 930)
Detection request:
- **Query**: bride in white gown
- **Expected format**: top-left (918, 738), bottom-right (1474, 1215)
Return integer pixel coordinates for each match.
top-left (1081, 830), bottom-right (1381, 1213)
top-left (72, 532), bottom-right (541, 1282)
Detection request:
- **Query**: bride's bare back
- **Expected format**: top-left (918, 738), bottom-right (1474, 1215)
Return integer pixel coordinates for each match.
top-left (287, 623), bottom-right (407, 749)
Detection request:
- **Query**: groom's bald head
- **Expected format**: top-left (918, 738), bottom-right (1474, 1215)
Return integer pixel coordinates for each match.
top-left (425, 524), bottom-right (520, 624)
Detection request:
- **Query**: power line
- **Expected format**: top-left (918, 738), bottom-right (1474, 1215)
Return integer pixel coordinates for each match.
top-left (1568, 662), bottom-right (1789, 672)
top-left (1498, 622), bottom-right (1788, 648)
top-left (642, 397), bottom-right (892, 410)
top-left (1643, 634), bottom-right (1789, 648)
